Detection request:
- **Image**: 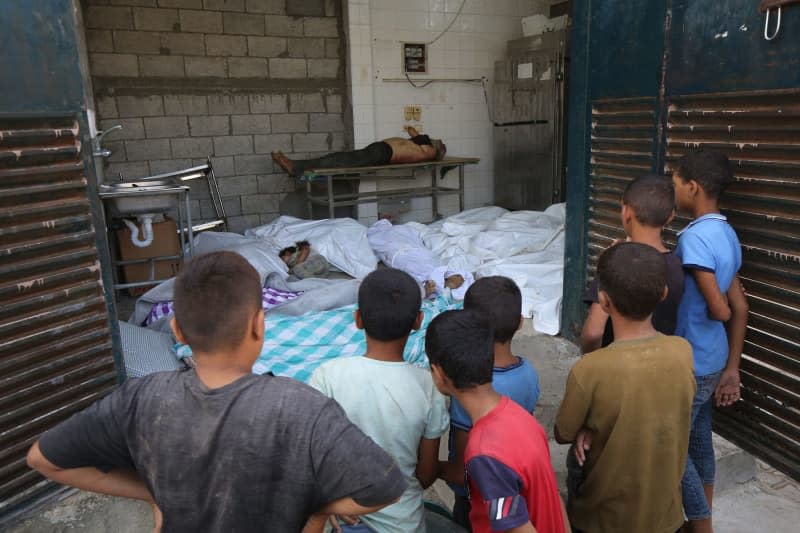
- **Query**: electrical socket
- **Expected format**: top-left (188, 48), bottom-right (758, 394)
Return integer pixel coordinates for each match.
top-left (411, 105), bottom-right (422, 121)
top-left (403, 106), bottom-right (414, 121)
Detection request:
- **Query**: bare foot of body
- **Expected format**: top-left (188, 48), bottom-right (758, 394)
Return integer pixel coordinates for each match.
top-left (444, 274), bottom-right (465, 290)
top-left (272, 151), bottom-right (296, 176)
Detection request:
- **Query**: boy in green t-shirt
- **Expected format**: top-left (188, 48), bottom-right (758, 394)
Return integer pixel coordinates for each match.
top-left (555, 243), bottom-right (696, 533)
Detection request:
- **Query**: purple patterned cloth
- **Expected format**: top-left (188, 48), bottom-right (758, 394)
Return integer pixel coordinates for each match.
top-left (143, 287), bottom-right (303, 327)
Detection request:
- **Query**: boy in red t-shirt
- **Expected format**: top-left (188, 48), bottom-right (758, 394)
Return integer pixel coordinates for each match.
top-left (426, 310), bottom-right (567, 533)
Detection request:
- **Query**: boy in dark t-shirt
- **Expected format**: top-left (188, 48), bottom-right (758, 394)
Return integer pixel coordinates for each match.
top-left (27, 252), bottom-right (406, 533)
top-left (580, 174), bottom-right (684, 354)
top-left (427, 310), bottom-right (567, 533)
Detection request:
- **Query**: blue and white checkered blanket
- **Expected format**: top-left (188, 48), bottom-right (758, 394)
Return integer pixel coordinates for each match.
top-left (176, 295), bottom-right (461, 383)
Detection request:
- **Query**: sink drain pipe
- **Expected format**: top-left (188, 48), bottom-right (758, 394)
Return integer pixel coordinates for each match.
top-left (123, 216), bottom-right (155, 248)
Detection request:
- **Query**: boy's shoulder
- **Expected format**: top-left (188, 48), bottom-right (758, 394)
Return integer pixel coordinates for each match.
top-left (494, 357), bottom-right (538, 383)
top-left (577, 334), bottom-right (692, 371)
top-left (312, 356), bottom-right (433, 388)
top-left (467, 399), bottom-right (545, 456)
top-left (679, 215), bottom-right (740, 248)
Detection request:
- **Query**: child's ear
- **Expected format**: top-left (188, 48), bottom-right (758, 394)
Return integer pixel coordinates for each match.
top-left (660, 285), bottom-right (669, 303)
top-left (598, 290), bottom-right (613, 314)
top-left (354, 309), bottom-right (364, 330)
top-left (170, 317), bottom-right (187, 344)
top-left (688, 179), bottom-right (700, 197)
top-left (430, 364), bottom-right (449, 393)
top-left (412, 310), bottom-right (424, 331)
top-left (252, 308), bottom-right (265, 341)
top-left (665, 208), bottom-right (676, 226)
top-left (621, 203), bottom-right (632, 225)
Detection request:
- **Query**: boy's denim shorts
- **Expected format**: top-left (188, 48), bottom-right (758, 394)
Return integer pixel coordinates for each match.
top-left (681, 371), bottom-right (722, 521)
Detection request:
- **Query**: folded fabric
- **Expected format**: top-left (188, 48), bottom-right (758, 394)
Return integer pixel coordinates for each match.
top-left (144, 287), bottom-right (302, 327)
top-left (290, 253), bottom-right (329, 279)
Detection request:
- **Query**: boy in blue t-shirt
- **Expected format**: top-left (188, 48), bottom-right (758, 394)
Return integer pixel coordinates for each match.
top-left (672, 150), bottom-right (749, 533)
top-left (437, 276), bottom-right (541, 529)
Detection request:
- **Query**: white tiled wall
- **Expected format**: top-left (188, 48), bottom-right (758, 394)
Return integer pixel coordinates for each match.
top-left (346, 0), bottom-right (544, 223)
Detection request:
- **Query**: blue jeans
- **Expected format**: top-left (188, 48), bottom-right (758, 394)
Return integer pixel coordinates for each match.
top-left (681, 371), bottom-right (721, 521)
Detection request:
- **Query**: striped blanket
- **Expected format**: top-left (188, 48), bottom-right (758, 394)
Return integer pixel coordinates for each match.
top-left (176, 295), bottom-right (461, 383)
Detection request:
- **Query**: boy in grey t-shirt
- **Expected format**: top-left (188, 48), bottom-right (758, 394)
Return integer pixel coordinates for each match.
top-left (28, 252), bottom-right (406, 532)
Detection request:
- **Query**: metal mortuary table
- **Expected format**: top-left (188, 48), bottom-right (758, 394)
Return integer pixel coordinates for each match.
top-left (299, 156), bottom-right (480, 220)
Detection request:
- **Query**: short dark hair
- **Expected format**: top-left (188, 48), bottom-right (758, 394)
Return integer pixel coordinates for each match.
top-left (173, 251), bottom-right (262, 353)
top-left (426, 310), bottom-right (494, 389)
top-left (622, 174), bottom-right (675, 227)
top-left (358, 268), bottom-right (421, 341)
top-left (464, 276), bottom-right (521, 343)
top-left (597, 242), bottom-right (667, 321)
top-left (675, 149), bottom-right (734, 200)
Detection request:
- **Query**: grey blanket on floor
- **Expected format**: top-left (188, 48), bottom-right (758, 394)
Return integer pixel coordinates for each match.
top-left (130, 273), bottom-right (360, 334)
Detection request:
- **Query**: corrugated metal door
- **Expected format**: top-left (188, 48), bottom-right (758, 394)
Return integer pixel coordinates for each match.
top-left (664, 90), bottom-right (800, 479)
top-left (587, 97), bottom-right (657, 275)
top-left (0, 116), bottom-right (119, 516)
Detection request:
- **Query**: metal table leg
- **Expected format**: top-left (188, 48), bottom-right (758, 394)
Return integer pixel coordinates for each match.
top-left (306, 178), bottom-right (313, 219)
top-left (431, 166), bottom-right (438, 219)
top-left (327, 175), bottom-right (335, 219)
top-left (184, 190), bottom-right (194, 258)
top-left (458, 164), bottom-right (465, 212)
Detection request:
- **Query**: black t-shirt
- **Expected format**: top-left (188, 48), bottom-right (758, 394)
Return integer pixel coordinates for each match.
top-left (583, 251), bottom-right (685, 347)
top-left (38, 369), bottom-right (407, 532)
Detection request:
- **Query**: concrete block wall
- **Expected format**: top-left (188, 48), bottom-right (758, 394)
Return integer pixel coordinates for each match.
top-left (84, 0), bottom-right (349, 233)
top-left (347, 0), bottom-right (542, 223)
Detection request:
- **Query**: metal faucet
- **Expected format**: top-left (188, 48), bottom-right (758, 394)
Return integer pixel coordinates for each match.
top-left (93, 124), bottom-right (123, 158)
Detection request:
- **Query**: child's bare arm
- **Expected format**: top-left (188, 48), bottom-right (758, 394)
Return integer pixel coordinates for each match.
top-left (415, 437), bottom-right (440, 489)
top-left (716, 276), bottom-right (749, 406)
top-left (303, 496), bottom-right (400, 533)
top-left (437, 429), bottom-right (468, 484)
top-left (580, 303), bottom-right (608, 354)
top-left (691, 269), bottom-right (732, 321)
top-left (27, 441), bottom-right (155, 503)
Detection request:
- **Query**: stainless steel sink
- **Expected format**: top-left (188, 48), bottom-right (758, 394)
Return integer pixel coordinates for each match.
top-left (98, 179), bottom-right (188, 216)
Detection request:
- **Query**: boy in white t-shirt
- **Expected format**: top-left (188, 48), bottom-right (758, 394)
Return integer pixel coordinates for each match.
top-left (309, 268), bottom-right (450, 533)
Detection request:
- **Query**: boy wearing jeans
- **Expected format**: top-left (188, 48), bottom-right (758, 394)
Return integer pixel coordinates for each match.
top-left (555, 243), bottom-right (696, 533)
top-left (672, 150), bottom-right (749, 533)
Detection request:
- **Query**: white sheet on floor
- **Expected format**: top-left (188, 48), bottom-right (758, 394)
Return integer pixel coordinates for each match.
top-left (368, 219), bottom-right (474, 299)
top-left (367, 219), bottom-right (437, 284)
top-left (414, 204), bottom-right (566, 335)
top-left (246, 216), bottom-right (377, 279)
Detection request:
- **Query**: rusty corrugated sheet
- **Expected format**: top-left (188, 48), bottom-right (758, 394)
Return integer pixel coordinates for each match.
top-left (664, 89), bottom-right (800, 480)
top-left (0, 117), bottom-right (117, 515)
top-left (588, 97), bottom-right (657, 274)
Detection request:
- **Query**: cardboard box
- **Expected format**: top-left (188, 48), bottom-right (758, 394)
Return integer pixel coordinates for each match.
top-left (116, 217), bottom-right (182, 296)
